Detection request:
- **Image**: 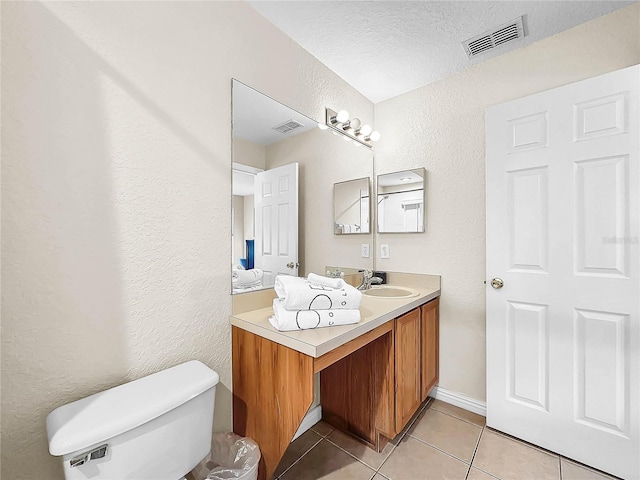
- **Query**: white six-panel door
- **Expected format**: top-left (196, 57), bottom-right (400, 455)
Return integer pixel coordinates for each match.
top-left (254, 162), bottom-right (299, 287)
top-left (486, 65), bottom-right (639, 479)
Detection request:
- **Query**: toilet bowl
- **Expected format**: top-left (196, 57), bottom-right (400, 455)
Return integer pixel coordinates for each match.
top-left (46, 360), bottom-right (219, 480)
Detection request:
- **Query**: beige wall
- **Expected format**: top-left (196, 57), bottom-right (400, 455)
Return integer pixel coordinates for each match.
top-left (232, 195), bottom-right (245, 266)
top-left (234, 137), bottom-right (266, 170)
top-left (0, 2), bottom-right (372, 478)
top-left (243, 195), bottom-right (254, 245)
top-left (265, 128), bottom-right (375, 275)
top-left (374, 4), bottom-right (640, 402)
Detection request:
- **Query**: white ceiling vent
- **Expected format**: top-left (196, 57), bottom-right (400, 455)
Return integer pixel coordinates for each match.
top-left (462, 16), bottom-right (525, 58)
top-left (272, 120), bottom-right (304, 135)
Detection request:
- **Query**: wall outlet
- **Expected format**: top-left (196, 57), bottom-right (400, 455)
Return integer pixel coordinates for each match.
top-left (381, 244), bottom-right (390, 259)
top-left (361, 243), bottom-right (370, 258)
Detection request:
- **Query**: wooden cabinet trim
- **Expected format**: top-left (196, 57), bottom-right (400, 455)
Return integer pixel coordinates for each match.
top-left (232, 326), bottom-right (314, 480)
top-left (314, 321), bottom-right (393, 373)
top-left (420, 298), bottom-right (440, 400)
top-left (394, 308), bottom-right (422, 430)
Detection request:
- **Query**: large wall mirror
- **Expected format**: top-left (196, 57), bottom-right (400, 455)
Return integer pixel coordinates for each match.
top-left (232, 80), bottom-right (374, 294)
top-left (377, 168), bottom-right (426, 233)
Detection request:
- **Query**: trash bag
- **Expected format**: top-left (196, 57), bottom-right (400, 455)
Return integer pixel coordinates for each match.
top-left (205, 433), bottom-right (261, 480)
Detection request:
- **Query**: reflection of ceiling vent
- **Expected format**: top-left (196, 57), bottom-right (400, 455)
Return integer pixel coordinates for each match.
top-left (462, 16), bottom-right (525, 58)
top-left (272, 120), bottom-right (304, 134)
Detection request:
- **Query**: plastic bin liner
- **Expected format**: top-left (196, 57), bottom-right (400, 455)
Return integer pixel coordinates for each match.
top-left (204, 433), bottom-right (261, 480)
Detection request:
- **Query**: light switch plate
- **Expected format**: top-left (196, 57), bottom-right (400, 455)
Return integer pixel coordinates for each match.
top-left (361, 243), bottom-right (370, 258)
top-left (381, 244), bottom-right (390, 259)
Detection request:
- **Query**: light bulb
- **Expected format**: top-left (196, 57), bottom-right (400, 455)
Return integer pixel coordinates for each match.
top-left (336, 110), bottom-right (349, 123)
top-left (350, 118), bottom-right (362, 130)
top-left (318, 122), bottom-right (328, 130)
top-left (370, 131), bottom-right (381, 142)
top-left (360, 125), bottom-right (372, 137)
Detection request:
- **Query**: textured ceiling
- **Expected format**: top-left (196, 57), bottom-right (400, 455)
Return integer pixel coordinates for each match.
top-left (248, 1), bottom-right (636, 103)
top-left (233, 80), bottom-right (316, 145)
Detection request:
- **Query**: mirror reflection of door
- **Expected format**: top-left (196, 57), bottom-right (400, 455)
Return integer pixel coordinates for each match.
top-left (377, 168), bottom-right (426, 233)
top-left (232, 80), bottom-right (313, 294)
top-left (254, 163), bottom-right (299, 288)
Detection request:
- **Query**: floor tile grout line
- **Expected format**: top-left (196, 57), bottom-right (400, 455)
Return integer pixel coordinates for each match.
top-left (373, 431), bottom-right (409, 476)
top-left (559, 454), bottom-right (563, 480)
top-left (464, 425), bottom-right (485, 480)
top-left (405, 432), bottom-right (474, 466)
top-left (333, 395), bottom-right (433, 478)
top-left (429, 404), bottom-right (486, 429)
top-left (324, 435), bottom-right (393, 473)
top-left (310, 425), bottom-right (334, 439)
top-left (374, 434), bottom-right (406, 478)
top-left (559, 456), bottom-right (621, 480)
top-left (276, 436), bottom-right (324, 479)
top-left (471, 466), bottom-right (503, 480)
top-left (483, 426), bottom-right (560, 458)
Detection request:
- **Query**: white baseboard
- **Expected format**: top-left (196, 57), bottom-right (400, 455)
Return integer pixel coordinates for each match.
top-left (429, 386), bottom-right (487, 417)
top-left (292, 405), bottom-right (322, 442)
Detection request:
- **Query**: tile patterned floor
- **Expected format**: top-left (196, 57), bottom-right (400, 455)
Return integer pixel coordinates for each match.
top-left (273, 399), bottom-right (619, 480)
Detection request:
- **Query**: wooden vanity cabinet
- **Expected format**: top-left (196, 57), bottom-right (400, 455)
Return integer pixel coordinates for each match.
top-left (321, 298), bottom-right (440, 451)
top-left (232, 296), bottom-right (439, 480)
top-left (421, 298), bottom-right (439, 399)
top-left (395, 308), bottom-right (422, 429)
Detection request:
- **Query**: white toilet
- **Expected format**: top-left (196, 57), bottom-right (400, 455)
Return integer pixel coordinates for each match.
top-left (47, 360), bottom-right (219, 480)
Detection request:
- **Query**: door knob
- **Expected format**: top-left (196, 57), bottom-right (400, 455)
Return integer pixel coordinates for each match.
top-left (490, 278), bottom-right (504, 289)
top-left (286, 262), bottom-right (299, 269)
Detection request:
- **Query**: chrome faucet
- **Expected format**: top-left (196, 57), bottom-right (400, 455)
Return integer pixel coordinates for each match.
top-left (326, 267), bottom-right (344, 278)
top-left (357, 269), bottom-right (384, 291)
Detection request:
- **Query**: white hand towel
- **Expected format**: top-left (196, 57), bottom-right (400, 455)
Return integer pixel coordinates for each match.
top-left (269, 298), bottom-right (361, 331)
top-left (274, 275), bottom-right (362, 310)
top-left (307, 273), bottom-right (345, 290)
top-left (232, 268), bottom-right (264, 287)
top-left (232, 285), bottom-right (262, 293)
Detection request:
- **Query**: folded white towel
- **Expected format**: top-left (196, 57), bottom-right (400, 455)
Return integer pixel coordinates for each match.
top-left (307, 273), bottom-right (345, 290)
top-left (269, 298), bottom-right (361, 331)
top-left (274, 275), bottom-right (362, 310)
top-left (232, 268), bottom-right (264, 287)
top-left (232, 285), bottom-right (262, 294)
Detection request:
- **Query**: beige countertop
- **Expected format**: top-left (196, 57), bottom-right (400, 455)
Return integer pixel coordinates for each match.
top-left (230, 273), bottom-right (441, 358)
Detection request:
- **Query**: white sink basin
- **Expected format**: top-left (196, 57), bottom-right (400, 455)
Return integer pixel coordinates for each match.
top-left (363, 286), bottom-right (419, 298)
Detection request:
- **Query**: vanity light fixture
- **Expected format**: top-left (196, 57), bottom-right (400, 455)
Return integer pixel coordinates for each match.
top-left (356, 124), bottom-right (372, 137)
top-left (328, 109), bottom-right (349, 126)
top-left (342, 117), bottom-right (361, 134)
top-left (323, 108), bottom-right (380, 148)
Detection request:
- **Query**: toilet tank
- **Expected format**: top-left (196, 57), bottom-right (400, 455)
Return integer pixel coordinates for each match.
top-left (47, 361), bottom-right (219, 480)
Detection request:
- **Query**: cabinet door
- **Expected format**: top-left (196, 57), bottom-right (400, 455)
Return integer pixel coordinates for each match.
top-left (421, 298), bottom-right (439, 400)
top-left (395, 308), bottom-right (422, 430)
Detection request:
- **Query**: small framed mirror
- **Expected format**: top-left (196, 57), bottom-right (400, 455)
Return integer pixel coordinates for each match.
top-left (377, 168), bottom-right (426, 233)
top-left (334, 177), bottom-right (371, 235)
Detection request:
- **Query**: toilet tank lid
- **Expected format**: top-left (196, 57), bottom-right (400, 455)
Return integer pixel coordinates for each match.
top-left (46, 360), bottom-right (219, 456)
